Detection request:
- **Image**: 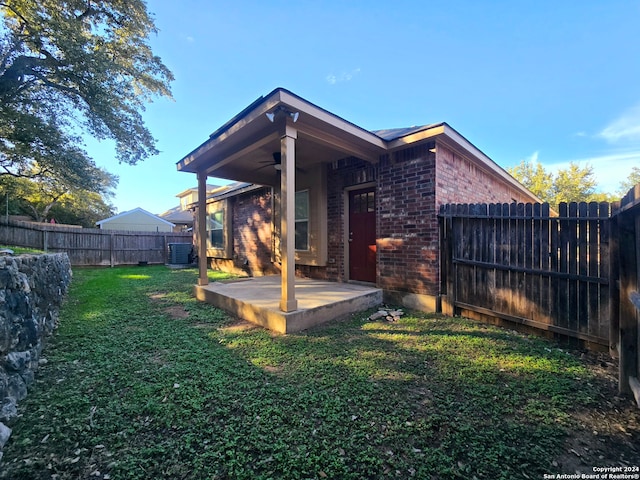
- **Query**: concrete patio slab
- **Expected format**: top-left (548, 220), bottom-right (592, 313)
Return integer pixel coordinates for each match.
top-left (194, 276), bottom-right (382, 333)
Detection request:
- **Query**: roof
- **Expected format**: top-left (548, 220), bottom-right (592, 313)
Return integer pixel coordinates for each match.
top-left (159, 206), bottom-right (194, 224)
top-left (177, 87), bottom-right (540, 202)
top-left (372, 124), bottom-right (444, 141)
top-left (175, 184), bottom-right (220, 199)
top-left (176, 87), bottom-right (388, 181)
top-left (96, 207), bottom-right (175, 227)
top-left (183, 182), bottom-right (263, 208)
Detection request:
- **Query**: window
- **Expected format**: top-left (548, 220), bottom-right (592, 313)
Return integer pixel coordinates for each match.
top-left (352, 190), bottom-right (375, 213)
top-left (208, 210), bottom-right (224, 249)
top-left (295, 190), bottom-right (309, 251)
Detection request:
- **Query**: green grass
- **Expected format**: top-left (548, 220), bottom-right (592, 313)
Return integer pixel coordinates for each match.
top-left (0, 244), bottom-right (44, 255)
top-left (0, 266), bottom-right (605, 479)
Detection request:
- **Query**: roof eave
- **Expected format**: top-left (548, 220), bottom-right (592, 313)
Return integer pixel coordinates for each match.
top-left (176, 88), bottom-right (386, 174)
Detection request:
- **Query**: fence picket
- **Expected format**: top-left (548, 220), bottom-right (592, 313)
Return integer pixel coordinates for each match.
top-left (439, 201), bottom-right (610, 347)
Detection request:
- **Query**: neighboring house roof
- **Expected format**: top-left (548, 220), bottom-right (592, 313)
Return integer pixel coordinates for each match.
top-left (208, 182), bottom-right (261, 201)
top-left (96, 207), bottom-right (175, 227)
top-left (158, 206), bottom-right (194, 224)
top-left (175, 183), bottom-right (220, 199)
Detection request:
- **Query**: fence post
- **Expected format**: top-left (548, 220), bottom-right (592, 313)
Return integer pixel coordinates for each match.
top-left (163, 234), bottom-right (168, 264)
top-left (618, 211), bottom-right (638, 394)
top-left (610, 205), bottom-right (620, 358)
top-left (439, 207), bottom-right (454, 315)
top-left (109, 233), bottom-right (115, 268)
top-left (43, 229), bottom-right (48, 252)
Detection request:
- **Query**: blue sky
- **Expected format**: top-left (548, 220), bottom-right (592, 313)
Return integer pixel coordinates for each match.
top-left (93, 0), bottom-right (640, 214)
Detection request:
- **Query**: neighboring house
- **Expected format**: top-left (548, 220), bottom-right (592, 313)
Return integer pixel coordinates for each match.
top-left (96, 207), bottom-right (175, 232)
top-left (159, 184), bottom-right (221, 232)
top-left (177, 87), bottom-right (540, 313)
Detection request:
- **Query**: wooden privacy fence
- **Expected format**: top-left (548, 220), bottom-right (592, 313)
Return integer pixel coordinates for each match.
top-left (439, 202), bottom-right (612, 348)
top-left (440, 195), bottom-right (640, 398)
top-left (611, 186), bottom-right (640, 402)
top-left (0, 219), bottom-right (193, 267)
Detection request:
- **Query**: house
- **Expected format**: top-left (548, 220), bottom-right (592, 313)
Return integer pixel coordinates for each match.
top-left (177, 88), bottom-right (539, 327)
top-left (96, 207), bottom-right (175, 232)
top-left (159, 184), bottom-right (221, 232)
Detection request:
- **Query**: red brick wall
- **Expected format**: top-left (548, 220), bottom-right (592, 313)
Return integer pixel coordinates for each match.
top-left (209, 187), bottom-right (278, 276)
top-left (233, 187), bottom-right (278, 276)
top-left (377, 144), bottom-right (438, 295)
top-left (376, 142), bottom-right (537, 298)
top-left (435, 144), bottom-right (537, 207)
top-left (207, 142), bottom-right (536, 299)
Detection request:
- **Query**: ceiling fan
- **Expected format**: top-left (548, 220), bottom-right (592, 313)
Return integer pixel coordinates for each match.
top-left (257, 152), bottom-right (306, 173)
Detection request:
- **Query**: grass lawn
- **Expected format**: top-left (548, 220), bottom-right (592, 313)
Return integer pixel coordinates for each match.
top-left (0, 244), bottom-right (44, 255)
top-left (1, 266), bottom-right (638, 479)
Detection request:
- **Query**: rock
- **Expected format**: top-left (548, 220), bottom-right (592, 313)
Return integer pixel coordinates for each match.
top-left (0, 398), bottom-right (17, 422)
top-left (20, 369), bottom-right (35, 386)
top-left (7, 373), bottom-right (27, 401)
top-left (0, 253), bottom-right (72, 441)
top-left (5, 351), bottom-right (31, 372)
top-left (368, 311), bottom-right (388, 321)
top-left (0, 422), bottom-right (11, 449)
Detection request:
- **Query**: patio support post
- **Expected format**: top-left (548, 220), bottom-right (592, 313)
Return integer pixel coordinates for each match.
top-left (280, 121), bottom-right (298, 312)
top-left (197, 170), bottom-right (209, 286)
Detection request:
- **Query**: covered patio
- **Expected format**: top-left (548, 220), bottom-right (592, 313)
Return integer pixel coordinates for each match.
top-left (177, 88), bottom-right (386, 331)
top-left (194, 276), bottom-right (382, 334)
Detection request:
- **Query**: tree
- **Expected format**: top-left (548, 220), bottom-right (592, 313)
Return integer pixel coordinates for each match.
top-left (0, 161), bottom-right (117, 225)
top-left (48, 189), bottom-right (115, 227)
top-left (507, 159), bottom-right (553, 202)
top-left (508, 160), bottom-right (615, 206)
top-left (550, 162), bottom-right (598, 205)
top-left (617, 166), bottom-right (640, 196)
top-left (0, 0), bottom-right (173, 182)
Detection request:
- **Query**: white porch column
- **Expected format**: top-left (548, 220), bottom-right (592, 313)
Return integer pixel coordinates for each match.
top-left (280, 121), bottom-right (298, 312)
top-left (197, 170), bottom-right (209, 286)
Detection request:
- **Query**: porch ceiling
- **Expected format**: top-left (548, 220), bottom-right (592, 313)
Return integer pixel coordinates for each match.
top-left (176, 88), bottom-right (387, 186)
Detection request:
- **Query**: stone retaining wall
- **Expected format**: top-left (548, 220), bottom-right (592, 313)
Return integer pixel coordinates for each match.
top-left (0, 253), bottom-right (72, 459)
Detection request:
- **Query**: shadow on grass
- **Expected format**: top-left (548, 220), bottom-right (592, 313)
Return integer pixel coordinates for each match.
top-left (0, 266), bottom-right (632, 480)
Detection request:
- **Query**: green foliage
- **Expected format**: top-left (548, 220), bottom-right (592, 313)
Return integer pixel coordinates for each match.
top-left (508, 159), bottom-right (553, 201)
top-left (550, 162), bottom-right (598, 204)
top-left (0, 172), bottom-right (116, 225)
top-left (509, 159), bottom-right (616, 206)
top-left (0, 0), bottom-right (173, 180)
top-left (0, 266), bottom-right (618, 480)
top-left (617, 166), bottom-right (640, 197)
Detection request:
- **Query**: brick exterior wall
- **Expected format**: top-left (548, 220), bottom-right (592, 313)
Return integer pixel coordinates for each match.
top-left (435, 144), bottom-right (536, 207)
top-left (377, 144), bottom-right (438, 295)
top-left (209, 187), bottom-right (279, 276)
top-left (206, 140), bottom-right (537, 305)
top-left (374, 142), bottom-right (538, 299)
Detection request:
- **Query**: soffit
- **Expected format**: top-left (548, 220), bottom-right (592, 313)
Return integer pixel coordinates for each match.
top-left (176, 89), bottom-right (386, 186)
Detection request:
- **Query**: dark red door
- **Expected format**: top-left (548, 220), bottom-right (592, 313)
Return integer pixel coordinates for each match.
top-left (349, 188), bottom-right (376, 283)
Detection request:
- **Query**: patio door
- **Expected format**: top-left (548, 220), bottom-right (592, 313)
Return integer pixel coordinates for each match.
top-left (349, 187), bottom-right (376, 283)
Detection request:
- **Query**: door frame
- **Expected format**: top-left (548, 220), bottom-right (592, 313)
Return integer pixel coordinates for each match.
top-left (344, 182), bottom-right (377, 283)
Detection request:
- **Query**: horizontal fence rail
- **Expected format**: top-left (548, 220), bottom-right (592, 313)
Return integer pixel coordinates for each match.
top-left (0, 219), bottom-right (193, 266)
top-left (439, 202), bottom-right (611, 347)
